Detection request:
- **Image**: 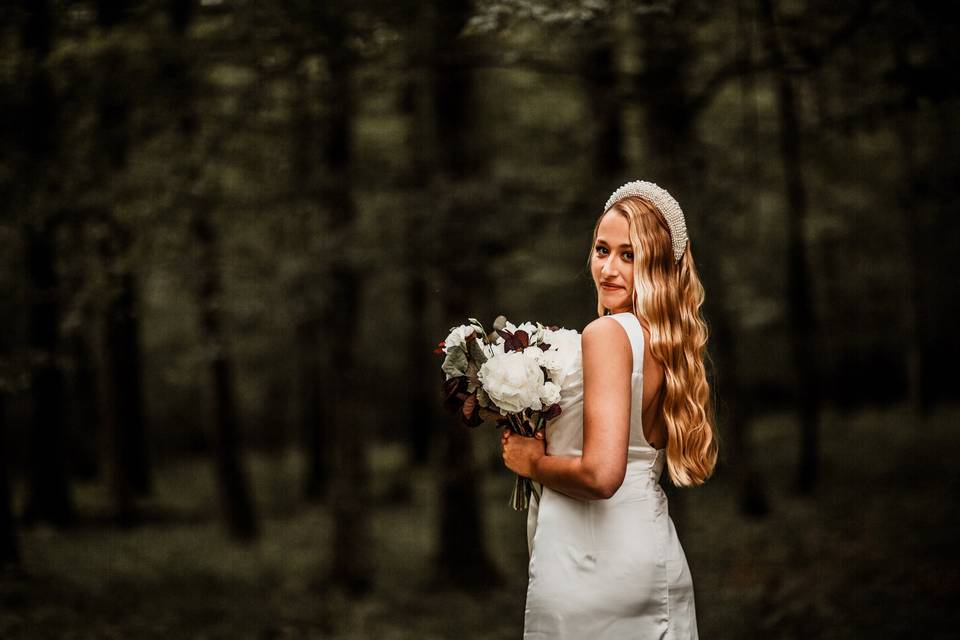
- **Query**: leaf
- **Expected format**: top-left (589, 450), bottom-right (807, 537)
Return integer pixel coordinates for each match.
top-left (461, 393), bottom-right (482, 427)
top-left (515, 330), bottom-right (529, 349)
top-left (477, 387), bottom-right (491, 408)
top-left (543, 403), bottom-right (562, 421)
top-left (467, 336), bottom-right (488, 367)
top-left (441, 348), bottom-right (468, 378)
top-left (497, 328), bottom-right (523, 352)
top-left (442, 376), bottom-right (460, 399)
top-left (465, 360), bottom-right (480, 393)
top-left (441, 376), bottom-right (466, 414)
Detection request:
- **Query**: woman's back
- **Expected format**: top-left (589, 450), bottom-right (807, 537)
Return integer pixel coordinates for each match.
top-left (524, 312), bottom-right (698, 639)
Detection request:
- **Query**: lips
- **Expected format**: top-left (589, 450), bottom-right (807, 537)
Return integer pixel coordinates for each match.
top-left (600, 283), bottom-right (624, 291)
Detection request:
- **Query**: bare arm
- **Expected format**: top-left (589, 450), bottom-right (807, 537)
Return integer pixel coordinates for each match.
top-left (527, 317), bottom-right (632, 500)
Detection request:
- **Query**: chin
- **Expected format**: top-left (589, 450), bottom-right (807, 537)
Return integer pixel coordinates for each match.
top-left (600, 292), bottom-right (630, 310)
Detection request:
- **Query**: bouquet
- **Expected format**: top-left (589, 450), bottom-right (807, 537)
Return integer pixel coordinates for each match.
top-left (436, 316), bottom-right (581, 510)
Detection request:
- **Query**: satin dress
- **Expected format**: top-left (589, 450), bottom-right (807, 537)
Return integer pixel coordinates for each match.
top-left (524, 312), bottom-right (698, 639)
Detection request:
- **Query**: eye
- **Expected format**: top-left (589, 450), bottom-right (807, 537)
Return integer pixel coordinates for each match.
top-left (623, 252), bottom-right (634, 261)
top-left (595, 245), bottom-right (608, 256)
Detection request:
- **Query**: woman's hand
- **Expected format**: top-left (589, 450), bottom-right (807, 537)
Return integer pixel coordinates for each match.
top-left (501, 429), bottom-right (545, 479)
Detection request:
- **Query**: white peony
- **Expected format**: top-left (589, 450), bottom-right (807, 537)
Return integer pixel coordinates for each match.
top-left (523, 345), bottom-right (544, 360)
top-left (481, 340), bottom-right (502, 359)
top-left (478, 350), bottom-right (545, 414)
top-left (443, 324), bottom-right (476, 354)
top-left (539, 381), bottom-right (561, 407)
top-left (540, 328), bottom-right (582, 388)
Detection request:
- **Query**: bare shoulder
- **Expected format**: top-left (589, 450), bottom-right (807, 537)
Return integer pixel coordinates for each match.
top-left (582, 316), bottom-right (630, 343)
top-left (582, 317), bottom-right (632, 362)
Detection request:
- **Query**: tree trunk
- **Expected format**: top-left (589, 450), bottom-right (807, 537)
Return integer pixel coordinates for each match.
top-left (581, 23), bottom-right (625, 181)
top-left (192, 212), bottom-right (258, 542)
top-left (289, 58), bottom-right (331, 503)
top-left (91, 309), bottom-right (135, 527)
top-left (105, 269), bottom-right (151, 496)
top-left (429, 0), bottom-right (500, 589)
top-left (67, 333), bottom-right (102, 480)
top-left (94, 0), bottom-right (154, 499)
top-left (400, 33), bottom-right (437, 468)
top-left (0, 394), bottom-right (20, 569)
top-left (404, 270), bottom-right (434, 467)
top-left (93, 253), bottom-right (148, 525)
top-left (18, 0), bottom-right (73, 529)
top-left (298, 320), bottom-right (329, 501)
top-left (759, 0), bottom-right (821, 494)
top-left (893, 52), bottom-right (925, 416)
top-left (318, 6), bottom-right (373, 595)
top-left (22, 225), bottom-right (73, 526)
top-left (731, 0), bottom-right (769, 517)
top-left (164, 0), bottom-right (257, 541)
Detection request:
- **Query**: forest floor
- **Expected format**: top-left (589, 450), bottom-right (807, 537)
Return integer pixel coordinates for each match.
top-left (1, 404), bottom-right (958, 639)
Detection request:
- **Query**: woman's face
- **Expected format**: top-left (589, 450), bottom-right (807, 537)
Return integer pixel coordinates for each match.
top-left (591, 211), bottom-right (635, 314)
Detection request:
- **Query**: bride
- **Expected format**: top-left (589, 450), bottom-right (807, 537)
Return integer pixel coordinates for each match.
top-left (501, 181), bottom-right (718, 639)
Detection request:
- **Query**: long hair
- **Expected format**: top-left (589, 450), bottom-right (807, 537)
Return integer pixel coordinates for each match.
top-left (588, 196), bottom-right (717, 486)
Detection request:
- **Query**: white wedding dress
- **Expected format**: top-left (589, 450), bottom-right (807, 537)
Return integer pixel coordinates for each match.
top-left (524, 311), bottom-right (698, 639)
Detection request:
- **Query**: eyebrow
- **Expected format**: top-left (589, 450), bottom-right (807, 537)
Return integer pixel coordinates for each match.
top-left (596, 238), bottom-right (632, 250)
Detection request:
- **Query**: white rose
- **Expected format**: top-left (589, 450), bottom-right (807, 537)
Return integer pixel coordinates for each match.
top-left (540, 381), bottom-right (561, 407)
top-left (443, 324), bottom-right (476, 354)
top-left (478, 350), bottom-right (545, 414)
top-left (541, 328), bottom-right (582, 388)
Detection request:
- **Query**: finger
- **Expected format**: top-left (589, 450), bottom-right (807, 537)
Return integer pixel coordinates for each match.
top-left (534, 431), bottom-right (544, 440)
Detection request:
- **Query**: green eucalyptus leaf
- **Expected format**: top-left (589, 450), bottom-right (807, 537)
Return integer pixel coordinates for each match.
top-left (466, 361), bottom-right (480, 393)
top-left (477, 387), bottom-right (491, 408)
top-left (467, 337), bottom-right (488, 367)
top-left (442, 348), bottom-right (469, 379)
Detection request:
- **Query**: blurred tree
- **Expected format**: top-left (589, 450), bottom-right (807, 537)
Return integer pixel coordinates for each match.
top-left (429, 0), bottom-right (500, 589)
top-left (192, 195), bottom-right (259, 541)
top-left (730, 0), bottom-right (769, 517)
top-left (759, 0), bottom-right (821, 494)
top-left (166, 0), bottom-right (258, 540)
top-left (91, 0), bottom-right (152, 527)
top-left (893, 84), bottom-right (924, 416)
top-left (0, 393), bottom-right (18, 569)
top-left (883, 3), bottom-right (954, 414)
top-left (285, 13), bottom-right (333, 502)
top-left (399, 4), bottom-right (437, 468)
top-left (20, 0), bottom-right (74, 527)
top-left (313, 3), bottom-right (374, 595)
top-left (65, 327), bottom-right (103, 481)
top-left (580, 8), bottom-right (625, 182)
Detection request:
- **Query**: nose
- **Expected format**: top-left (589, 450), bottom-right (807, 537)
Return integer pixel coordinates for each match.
top-left (601, 257), bottom-right (616, 277)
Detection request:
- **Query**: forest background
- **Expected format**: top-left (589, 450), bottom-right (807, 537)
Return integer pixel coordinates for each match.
top-left (1, 0), bottom-right (958, 638)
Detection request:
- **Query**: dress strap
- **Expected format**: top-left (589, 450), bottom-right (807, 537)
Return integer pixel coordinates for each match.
top-left (608, 312), bottom-right (644, 376)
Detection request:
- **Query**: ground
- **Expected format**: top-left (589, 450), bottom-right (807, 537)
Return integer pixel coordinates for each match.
top-left (2, 405), bottom-right (958, 638)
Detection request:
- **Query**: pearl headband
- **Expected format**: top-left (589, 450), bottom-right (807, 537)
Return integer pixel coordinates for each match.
top-left (604, 180), bottom-right (688, 262)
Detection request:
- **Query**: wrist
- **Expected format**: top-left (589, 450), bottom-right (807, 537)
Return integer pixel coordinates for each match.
top-left (529, 453), bottom-right (543, 481)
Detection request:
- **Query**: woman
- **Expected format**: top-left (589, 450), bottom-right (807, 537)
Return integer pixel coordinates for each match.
top-left (501, 180), bottom-right (718, 639)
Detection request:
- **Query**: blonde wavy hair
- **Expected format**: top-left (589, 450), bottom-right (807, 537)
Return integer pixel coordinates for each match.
top-left (588, 196), bottom-right (718, 486)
